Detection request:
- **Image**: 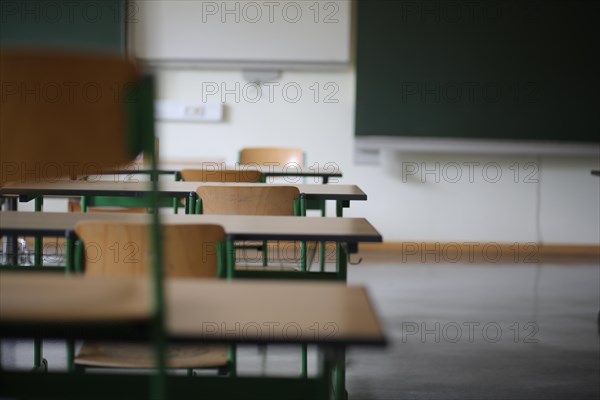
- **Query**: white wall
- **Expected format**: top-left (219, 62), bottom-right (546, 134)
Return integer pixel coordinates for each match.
top-left (154, 67), bottom-right (600, 245)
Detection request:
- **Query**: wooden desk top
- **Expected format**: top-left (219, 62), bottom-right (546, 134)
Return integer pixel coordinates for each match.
top-left (167, 279), bottom-right (384, 344)
top-left (111, 162), bottom-right (343, 179)
top-left (0, 273), bottom-right (386, 345)
top-left (0, 181), bottom-right (366, 201)
top-left (0, 212), bottom-right (382, 244)
top-left (0, 273), bottom-right (151, 323)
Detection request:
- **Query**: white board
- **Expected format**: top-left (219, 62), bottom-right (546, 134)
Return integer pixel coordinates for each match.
top-left (129, 0), bottom-right (351, 69)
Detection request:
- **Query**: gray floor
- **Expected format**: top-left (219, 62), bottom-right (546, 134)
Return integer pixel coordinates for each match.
top-left (2, 262), bottom-right (599, 399)
top-left (346, 262), bottom-right (600, 400)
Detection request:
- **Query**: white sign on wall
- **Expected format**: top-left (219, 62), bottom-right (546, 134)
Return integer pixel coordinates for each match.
top-left (129, 0), bottom-right (351, 69)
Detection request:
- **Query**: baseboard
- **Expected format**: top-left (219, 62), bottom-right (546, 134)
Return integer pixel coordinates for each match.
top-left (358, 242), bottom-right (600, 264)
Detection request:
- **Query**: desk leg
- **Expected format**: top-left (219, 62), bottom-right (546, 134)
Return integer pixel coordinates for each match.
top-left (333, 243), bottom-right (349, 398)
top-left (333, 348), bottom-right (347, 400)
top-left (319, 242), bottom-right (326, 272)
top-left (64, 233), bottom-right (76, 372)
top-left (34, 197), bottom-right (43, 267)
top-left (319, 199), bottom-right (326, 272)
top-left (186, 193), bottom-right (195, 215)
top-left (226, 239), bottom-right (235, 280)
top-left (65, 234), bottom-right (74, 275)
top-left (336, 200), bottom-right (343, 217)
top-left (81, 196), bottom-right (89, 213)
top-left (32, 197), bottom-right (47, 373)
top-left (335, 243), bottom-right (348, 282)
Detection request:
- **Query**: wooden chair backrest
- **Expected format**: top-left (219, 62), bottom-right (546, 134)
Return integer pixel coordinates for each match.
top-left (0, 50), bottom-right (142, 187)
top-left (196, 186), bottom-right (299, 216)
top-left (239, 147), bottom-right (304, 168)
top-left (180, 169), bottom-right (262, 183)
top-left (75, 222), bottom-right (225, 278)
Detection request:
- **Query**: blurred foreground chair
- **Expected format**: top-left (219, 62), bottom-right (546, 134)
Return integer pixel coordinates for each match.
top-left (0, 49), bottom-right (169, 396)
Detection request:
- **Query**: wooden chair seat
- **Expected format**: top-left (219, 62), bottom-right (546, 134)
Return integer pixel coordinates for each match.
top-left (75, 342), bottom-right (228, 369)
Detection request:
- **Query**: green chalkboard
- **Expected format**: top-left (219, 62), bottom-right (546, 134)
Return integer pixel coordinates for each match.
top-left (355, 0), bottom-right (599, 143)
top-left (0, 0), bottom-right (126, 55)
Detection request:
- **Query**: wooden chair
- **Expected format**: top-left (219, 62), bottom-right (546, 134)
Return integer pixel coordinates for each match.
top-left (239, 147), bottom-right (325, 269)
top-left (195, 185), bottom-right (302, 270)
top-left (73, 222), bottom-right (229, 373)
top-left (194, 184), bottom-right (307, 375)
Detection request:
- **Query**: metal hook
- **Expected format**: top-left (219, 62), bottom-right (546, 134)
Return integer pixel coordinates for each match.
top-left (348, 255), bottom-right (363, 265)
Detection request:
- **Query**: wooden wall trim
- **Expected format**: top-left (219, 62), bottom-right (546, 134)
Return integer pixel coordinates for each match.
top-left (358, 242), bottom-right (600, 264)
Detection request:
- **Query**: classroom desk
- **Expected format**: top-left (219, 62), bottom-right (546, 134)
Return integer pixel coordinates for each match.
top-left (0, 212), bottom-right (382, 279)
top-left (0, 273), bottom-right (385, 400)
top-left (106, 162), bottom-right (343, 184)
top-left (0, 274), bottom-right (384, 344)
top-left (0, 212), bottom-right (382, 398)
top-left (0, 181), bottom-right (365, 216)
